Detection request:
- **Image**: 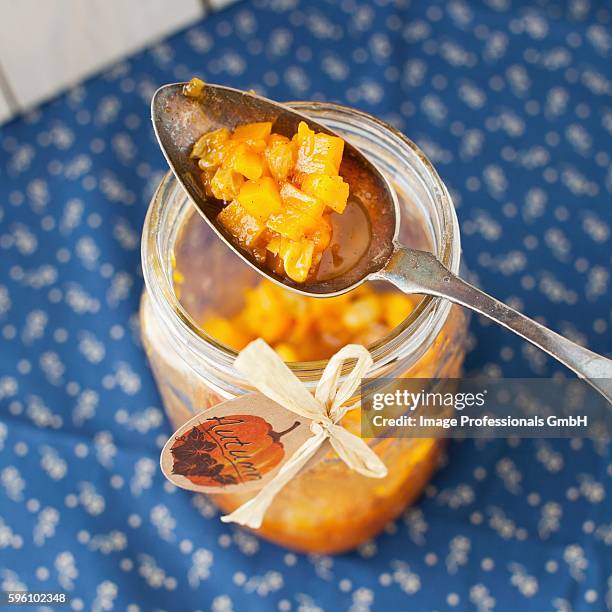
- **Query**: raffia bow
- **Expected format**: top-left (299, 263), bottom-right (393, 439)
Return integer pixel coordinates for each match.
top-left (220, 338), bottom-right (387, 529)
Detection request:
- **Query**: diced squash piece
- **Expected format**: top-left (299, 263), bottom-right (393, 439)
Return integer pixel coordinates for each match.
top-left (266, 236), bottom-right (281, 255)
top-left (275, 237), bottom-right (292, 259)
top-left (308, 291), bottom-right (352, 318)
top-left (236, 177), bottom-right (282, 221)
top-left (191, 127), bottom-right (230, 159)
top-left (306, 216), bottom-right (332, 253)
top-left (309, 250), bottom-right (323, 272)
top-left (243, 283), bottom-right (292, 343)
top-left (251, 243), bottom-right (269, 265)
top-left (202, 316), bottom-right (250, 349)
top-left (247, 139), bottom-right (268, 154)
top-left (281, 239), bottom-right (315, 283)
top-left (286, 310), bottom-right (312, 346)
top-left (197, 139), bottom-right (239, 171)
top-left (293, 121), bottom-right (314, 148)
top-left (316, 314), bottom-right (352, 351)
top-left (190, 114), bottom-right (354, 284)
top-left (268, 133), bottom-right (291, 146)
top-left (198, 152), bottom-right (220, 170)
top-left (183, 77), bottom-right (205, 98)
top-left (197, 278), bottom-right (413, 361)
top-left (229, 144), bottom-right (265, 180)
top-left (266, 207), bottom-right (320, 242)
top-left (294, 121), bottom-right (344, 177)
top-left (265, 140), bottom-right (295, 183)
top-left (341, 295), bottom-right (382, 333)
top-left (231, 122), bottom-right (270, 155)
top-left (311, 133), bottom-right (344, 175)
top-left (217, 200), bottom-right (266, 248)
top-left (199, 168), bottom-right (217, 198)
top-left (232, 122), bottom-right (272, 141)
top-left (301, 173), bottom-right (350, 214)
top-left (382, 293), bottom-right (414, 328)
top-left (209, 166), bottom-right (244, 201)
top-left (275, 342), bottom-right (299, 362)
top-left (280, 183), bottom-right (326, 219)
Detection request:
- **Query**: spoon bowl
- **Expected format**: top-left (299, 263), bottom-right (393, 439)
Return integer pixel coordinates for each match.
top-left (151, 82), bottom-right (397, 296)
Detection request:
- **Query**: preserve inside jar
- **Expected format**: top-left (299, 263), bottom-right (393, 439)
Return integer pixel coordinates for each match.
top-left (140, 102), bottom-right (468, 553)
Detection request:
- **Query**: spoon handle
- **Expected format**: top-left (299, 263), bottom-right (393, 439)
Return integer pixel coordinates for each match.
top-left (375, 247), bottom-right (612, 404)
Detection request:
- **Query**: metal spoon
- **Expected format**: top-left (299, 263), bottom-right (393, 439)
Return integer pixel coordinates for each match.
top-left (152, 83), bottom-right (612, 403)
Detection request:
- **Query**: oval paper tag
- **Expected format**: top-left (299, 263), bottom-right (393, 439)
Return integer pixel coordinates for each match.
top-left (160, 393), bottom-right (323, 494)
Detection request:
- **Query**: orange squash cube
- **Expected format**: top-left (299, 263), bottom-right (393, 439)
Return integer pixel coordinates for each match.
top-left (183, 77), bottom-right (205, 98)
top-left (201, 315), bottom-right (251, 349)
top-left (294, 122), bottom-right (344, 177)
top-left (248, 139), bottom-right (269, 154)
top-left (281, 239), bottom-right (315, 283)
top-left (231, 122), bottom-right (269, 155)
top-left (293, 121), bottom-right (315, 148)
top-left (274, 237), bottom-right (292, 258)
top-left (266, 207), bottom-right (320, 242)
top-left (217, 200), bottom-right (266, 248)
top-left (274, 342), bottom-right (299, 362)
top-left (280, 183), bottom-right (326, 219)
top-left (232, 121), bottom-right (272, 141)
top-left (243, 282), bottom-right (292, 343)
top-left (236, 177), bottom-right (282, 221)
top-left (382, 293), bottom-right (414, 328)
top-left (197, 139), bottom-right (239, 170)
top-left (229, 143), bottom-right (265, 180)
top-left (301, 173), bottom-right (349, 214)
top-left (268, 134), bottom-right (291, 146)
top-left (197, 275), bottom-right (414, 360)
top-left (191, 127), bottom-right (229, 158)
top-left (306, 216), bottom-right (332, 253)
top-left (199, 168), bottom-right (217, 198)
top-left (265, 236), bottom-right (281, 255)
top-left (265, 139), bottom-right (295, 183)
top-left (308, 291), bottom-right (351, 318)
top-left (209, 166), bottom-right (244, 201)
top-left (192, 117), bottom-right (354, 284)
top-left (341, 295), bottom-right (382, 333)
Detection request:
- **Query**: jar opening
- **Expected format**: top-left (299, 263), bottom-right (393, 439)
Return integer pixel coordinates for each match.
top-left (142, 102), bottom-right (461, 389)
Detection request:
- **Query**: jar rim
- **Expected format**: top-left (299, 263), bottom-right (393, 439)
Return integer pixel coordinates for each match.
top-left (141, 102), bottom-right (461, 388)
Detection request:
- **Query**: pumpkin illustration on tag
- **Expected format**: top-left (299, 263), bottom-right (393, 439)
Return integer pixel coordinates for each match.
top-left (161, 393), bottom-right (324, 495)
top-left (170, 414), bottom-right (300, 488)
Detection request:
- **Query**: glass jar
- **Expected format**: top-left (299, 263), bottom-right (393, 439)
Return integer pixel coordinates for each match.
top-left (140, 102), bottom-right (468, 553)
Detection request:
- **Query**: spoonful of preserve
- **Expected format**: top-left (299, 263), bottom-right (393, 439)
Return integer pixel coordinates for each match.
top-left (152, 79), bottom-right (612, 403)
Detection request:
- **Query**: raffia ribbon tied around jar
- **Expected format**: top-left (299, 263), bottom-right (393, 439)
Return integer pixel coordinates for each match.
top-left (219, 338), bottom-right (388, 529)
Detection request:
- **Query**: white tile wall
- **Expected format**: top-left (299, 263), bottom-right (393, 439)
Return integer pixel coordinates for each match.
top-left (0, 0), bottom-right (207, 122)
top-left (0, 92), bottom-right (12, 124)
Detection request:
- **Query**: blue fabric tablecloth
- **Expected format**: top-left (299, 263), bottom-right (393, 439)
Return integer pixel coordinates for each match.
top-left (1, 1), bottom-right (610, 610)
